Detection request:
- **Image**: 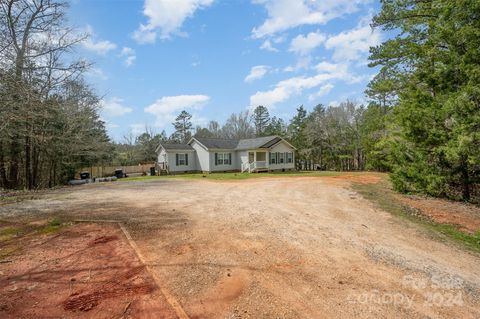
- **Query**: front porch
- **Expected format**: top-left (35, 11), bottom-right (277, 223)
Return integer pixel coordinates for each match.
top-left (241, 150), bottom-right (269, 173)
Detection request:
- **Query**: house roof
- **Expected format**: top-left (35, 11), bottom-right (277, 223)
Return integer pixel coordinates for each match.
top-left (159, 143), bottom-right (194, 151)
top-left (193, 137), bottom-right (239, 150)
top-left (235, 136), bottom-right (281, 150)
top-left (189, 135), bottom-right (295, 151)
top-left (258, 136), bottom-right (282, 148)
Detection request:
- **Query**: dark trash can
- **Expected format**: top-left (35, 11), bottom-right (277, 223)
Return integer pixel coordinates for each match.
top-left (150, 167), bottom-right (156, 176)
top-left (80, 171), bottom-right (90, 180)
top-left (114, 169), bottom-right (124, 178)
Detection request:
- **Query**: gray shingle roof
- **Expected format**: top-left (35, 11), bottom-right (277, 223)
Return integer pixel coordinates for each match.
top-left (259, 136), bottom-right (282, 148)
top-left (235, 136), bottom-right (280, 150)
top-left (193, 137), bottom-right (239, 149)
top-left (160, 143), bottom-right (194, 150)
top-left (192, 135), bottom-right (286, 150)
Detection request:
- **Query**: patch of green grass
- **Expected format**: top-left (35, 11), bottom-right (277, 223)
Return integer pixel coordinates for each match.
top-left (0, 227), bottom-right (20, 241)
top-left (39, 217), bottom-right (63, 234)
top-left (353, 179), bottom-right (480, 253)
top-left (121, 170), bottom-right (363, 182)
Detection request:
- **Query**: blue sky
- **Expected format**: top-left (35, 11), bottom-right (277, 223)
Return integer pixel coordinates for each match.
top-left (68, 0), bottom-right (382, 141)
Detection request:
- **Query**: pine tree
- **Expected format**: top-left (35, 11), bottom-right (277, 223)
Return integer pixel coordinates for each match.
top-left (288, 105), bottom-right (308, 154)
top-left (252, 105), bottom-right (270, 136)
top-left (172, 110), bottom-right (193, 143)
top-left (369, 0), bottom-right (480, 201)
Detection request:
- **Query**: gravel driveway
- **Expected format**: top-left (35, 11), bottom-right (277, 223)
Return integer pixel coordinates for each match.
top-left (1, 176), bottom-right (479, 318)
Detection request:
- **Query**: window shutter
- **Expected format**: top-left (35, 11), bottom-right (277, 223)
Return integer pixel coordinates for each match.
top-left (185, 153), bottom-right (188, 165)
top-left (176, 153), bottom-right (179, 166)
top-left (285, 152), bottom-right (287, 163)
top-left (215, 153), bottom-right (218, 165)
top-left (228, 153), bottom-right (232, 165)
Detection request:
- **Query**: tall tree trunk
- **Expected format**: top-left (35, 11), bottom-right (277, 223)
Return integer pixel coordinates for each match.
top-left (460, 161), bottom-right (470, 201)
top-left (0, 142), bottom-right (8, 188)
top-left (8, 139), bottom-right (20, 188)
top-left (32, 144), bottom-right (40, 188)
top-left (25, 126), bottom-right (32, 189)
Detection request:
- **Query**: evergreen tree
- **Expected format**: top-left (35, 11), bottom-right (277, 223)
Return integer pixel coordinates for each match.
top-left (172, 110), bottom-right (193, 143)
top-left (288, 105), bottom-right (308, 155)
top-left (369, 0), bottom-right (480, 201)
top-left (252, 105), bottom-right (270, 136)
top-left (264, 117), bottom-right (287, 137)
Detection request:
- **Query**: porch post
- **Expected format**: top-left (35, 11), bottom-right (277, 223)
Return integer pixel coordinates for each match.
top-left (254, 151), bottom-right (257, 162)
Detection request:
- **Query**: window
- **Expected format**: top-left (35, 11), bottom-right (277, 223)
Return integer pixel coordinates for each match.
top-left (279, 152), bottom-right (285, 163)
top-left (270, 152), bottom-right (277, 164)
top-left (287, 152), bottom-right (293, 163)
top-left (177, 153), bottom-right (186, 166)
top-left (224, 153), bottom-right (231, 165)
top-left (215, 152), bottom-right (231, 165)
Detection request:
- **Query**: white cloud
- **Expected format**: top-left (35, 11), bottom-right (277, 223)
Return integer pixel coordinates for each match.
top-left (119, 47), bottom-right (136, 67)
top-left (245, 65), bottom-right (269, 82)
top-left (259, 39), bottom-right (278, 52)
top-left (328, 100), bottom-right (340, 107)
top-left (308, 84), bottom-right (334, 101)
top-left (289, 31), bottom-right (326, 55)
top-left (325, 17), bottom-right (381, 62)
top-left (132, 25), bottom-right (157, 44)
top-left (144, 94), bottom-right (210, 127)
top-left (82, 25), bottom-right (117, 55)
top-left (86, 67), bottom-right (108, 81)
top-left (250, 62), bottom-right (356, 108)
top-left (133, 0), bottom-right (214, 43)
top-left (283, 55), bottom-right (312, 72)
top-left (130, 123), bottom-right (148, 136)
top-left (101, 97), bottom-right (133, 117)
top-left (252, 0), bottom-right (369, 38)
top-left (314, 61), bottom-right (364, 83)
top-left (101, 118), bottom-right (119, 129)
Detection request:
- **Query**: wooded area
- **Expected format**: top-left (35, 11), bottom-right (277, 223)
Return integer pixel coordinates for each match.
top-left (0, 0), bottom-right (112, 190)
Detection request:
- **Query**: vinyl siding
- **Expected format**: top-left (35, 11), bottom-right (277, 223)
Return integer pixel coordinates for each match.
top-left (191, 140), bottom-right (210, 172)
top-left (209, 150), bottom-right (237, 171)
top-left (268, 141), bottom-right (295, 170)
top-left (166, 150), bottom-right (196, 172)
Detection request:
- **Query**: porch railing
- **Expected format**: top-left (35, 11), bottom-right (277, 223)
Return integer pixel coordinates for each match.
top-left (241, 161), bottom-right (268, 173)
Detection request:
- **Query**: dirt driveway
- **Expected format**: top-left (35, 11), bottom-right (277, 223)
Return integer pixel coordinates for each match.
top-left (1, 176), bottom-right (479, 318)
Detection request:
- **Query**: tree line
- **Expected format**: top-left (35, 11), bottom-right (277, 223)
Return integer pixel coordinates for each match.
top-left (366, 0), bottom-right (480, 203)
top-left (120, 100), bottom-right (371, 172)
top-left (0, 0), bottom-right (111, 189)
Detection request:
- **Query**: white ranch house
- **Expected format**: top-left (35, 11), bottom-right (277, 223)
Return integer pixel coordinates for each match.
top-left (156, 136), bottom-right (296, 173)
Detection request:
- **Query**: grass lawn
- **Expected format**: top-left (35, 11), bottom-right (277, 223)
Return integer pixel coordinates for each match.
top-left (121, 170), bottom-right (366, 182)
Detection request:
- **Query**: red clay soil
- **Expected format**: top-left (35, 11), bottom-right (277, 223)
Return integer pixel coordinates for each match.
top-left (0, 222), bottom-right (178, 319)
top-left (397, 195), bottom-right (480, 233)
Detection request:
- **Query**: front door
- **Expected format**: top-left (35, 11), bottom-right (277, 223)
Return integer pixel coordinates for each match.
top-left (248, 152), bottom-right (255, 163)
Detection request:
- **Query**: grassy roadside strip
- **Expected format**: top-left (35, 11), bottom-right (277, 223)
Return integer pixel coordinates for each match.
top-left (120, 170), bottom-right (364, 182)
top-left (352, 180), bottom-right (480, 253)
